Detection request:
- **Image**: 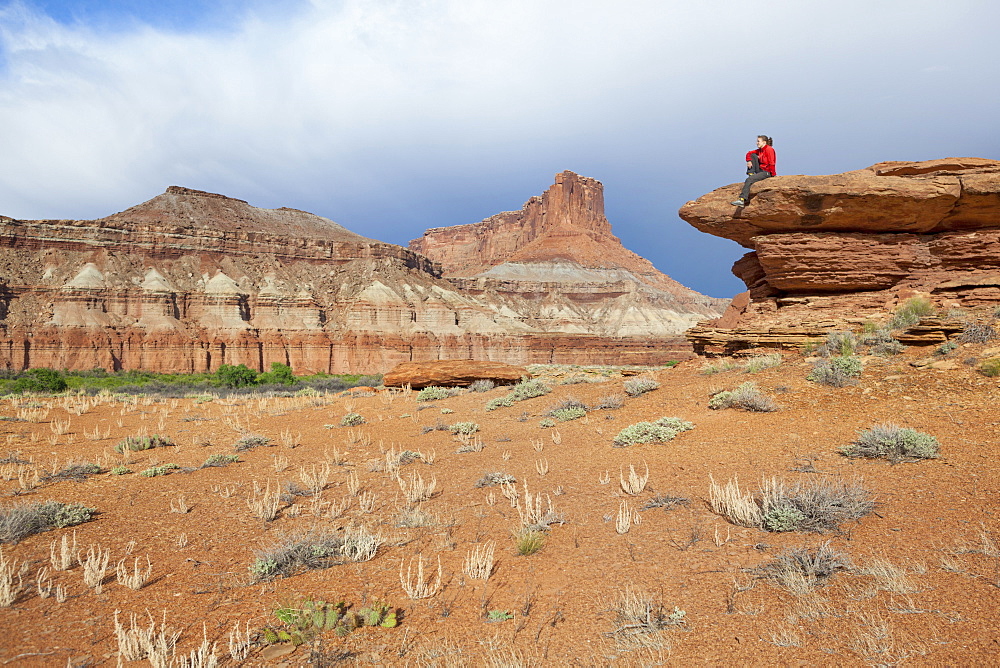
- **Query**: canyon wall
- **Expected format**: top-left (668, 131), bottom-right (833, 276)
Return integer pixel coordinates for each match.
top-left (1, 179), bottom-right (711, 374)
top-left (411, 170), bottom-right (729, 338)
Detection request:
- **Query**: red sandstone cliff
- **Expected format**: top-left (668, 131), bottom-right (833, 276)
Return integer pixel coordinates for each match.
top-left (410, 171), bottom-right (728, 337)
top-left (0, 183), bottom-right (704, 374)
top-left (678, 158), bottom-right (1000, 354)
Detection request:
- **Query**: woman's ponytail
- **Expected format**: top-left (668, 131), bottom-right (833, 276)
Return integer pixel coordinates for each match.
top-left (758, 135), bottom-right (773, 146)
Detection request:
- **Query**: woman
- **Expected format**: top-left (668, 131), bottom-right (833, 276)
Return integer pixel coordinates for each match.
top-left (731, 135), bottom-right (775, 207)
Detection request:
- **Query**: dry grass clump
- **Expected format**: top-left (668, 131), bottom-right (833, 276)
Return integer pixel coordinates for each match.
top-left (399, 554), bottom-right (442, 599)
top-left (709, 475), bottom-right (874, 533)
top-left (113, 610), bottom-right (180, 664)
top-left (246, 481), bottom-right (281, 521)
top-left (754, 543), bottom-right (851, 594)
top-left (708, 382), bottom-right (778, 411)
top-left (79, 544), bottom-right (111, 592)
top-left (708, 475), bottom-right (762, 528)
top-left (116, 556), bottom-right (153, 590)
top-left (0, 547), bottom-right (27, 606)
top-left (841, 424), bottom-right (940, 462)
top-left (463, 541), bottom-right (496, 580)
top-left (397, 471), bottom-right (438, 503)
top-left (593, 393), bottom-right (625, 410)
top-left (604, 587), bottom-right (686, 644)
top-left (393, 505), bottom-right (437, 528)
top-left (619, 462), bottom-right (649, 496)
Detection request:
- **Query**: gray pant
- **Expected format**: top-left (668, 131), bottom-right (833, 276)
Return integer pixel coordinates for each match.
top-left (740, 154), bottom-right (771, 201)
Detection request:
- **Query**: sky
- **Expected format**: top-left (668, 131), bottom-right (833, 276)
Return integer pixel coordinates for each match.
top-left (1, 0), bottom-right (998, 299)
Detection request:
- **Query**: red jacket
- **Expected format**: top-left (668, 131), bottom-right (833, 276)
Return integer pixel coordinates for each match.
top-left (745, 145), bottom-right (776, 176)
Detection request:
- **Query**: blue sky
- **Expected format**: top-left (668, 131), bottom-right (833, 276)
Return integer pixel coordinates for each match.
top-left (1, 0), bottom-right (998, 298)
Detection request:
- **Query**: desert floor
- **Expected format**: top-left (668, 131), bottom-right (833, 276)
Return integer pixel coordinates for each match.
top-left (1, 342), bottom-right (999, 667)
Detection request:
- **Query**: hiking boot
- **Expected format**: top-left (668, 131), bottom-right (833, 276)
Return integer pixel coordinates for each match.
top-left (730, 198), bottom-right (746, 207)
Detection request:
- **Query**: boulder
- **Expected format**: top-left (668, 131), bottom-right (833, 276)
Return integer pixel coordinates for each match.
top-left (679, 158), bottom-right (1000, 248)
top-left (679, 157), bottom-right (1000, 355)
top-left (383, 360), bottom-right (529, 389)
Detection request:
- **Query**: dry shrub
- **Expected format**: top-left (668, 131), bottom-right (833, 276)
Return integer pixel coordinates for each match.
top-left (709, 475), bottom-right (874, 533)
top-left (755, 542), bottom-right (851, 595)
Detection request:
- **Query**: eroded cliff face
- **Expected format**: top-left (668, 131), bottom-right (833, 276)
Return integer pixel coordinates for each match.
top-left (0, 184), bottom-right (703, 373)
top-left (410, 171), bottom-right (729, 337)
top-left (678, 158), bottom-right (1000, 354)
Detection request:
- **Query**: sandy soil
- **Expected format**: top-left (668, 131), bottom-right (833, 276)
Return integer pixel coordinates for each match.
top-left (1, 344), bottom-right (998, 667)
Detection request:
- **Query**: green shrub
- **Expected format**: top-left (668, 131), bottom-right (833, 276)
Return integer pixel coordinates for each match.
top-left (762, 505), bottom-right (808, 533)
top-left (551, 407), bottom-right (586, 422)
top-left (234, 434), bottom-right (273, 451)
top-left (216, 364), bottom-right (258, 388)
top-left (889, 297), bottom-right (934, 330)
top-left (440, 407), bottom-right (454, 414)
top-left (807, 356), bottom-right (863, 387)
top-left (417, 386), bottom-right (463, 402)
top-left (110, 465), bottom-right (132, 475)
top-left (538, 418), bottom-right (556, 428)
top-left (340, 413), bottom-right (366, 427)
top-left (623, 377), bottom-right (660, 397)
top-left (980, 358), bottom-right (1000, 377)
top-left (858, 328), bottom-right (904, 356)
top-left (139, 463), bottom-right (180, 477)
top-left (936, 341), bottom-right (958, 356)
top-left (449, 422), bottom-right (479, 435)
top-left (507, 379), bottom-right (551, 401)
top-left (613, 417), bottom-right (693, 447)
top-left (841, 424), bottom-right (940, 462)
top-left (11, 368), bottom-right (67, 394)
top-left (485, 396), bottom-right (514, 411)
top-left (203, 454), bottom-right (240, 467)
top-left (257, 362), bottom-right (298, 386)
top-left (0, 500), bottom-right (96, 543)
top-left (114, 434), bottom-right (175, 453)
top-left (822, 331), bottom-right (857, 357)
top-left (485, 379), bottom-right (550, 411)
top-left (708, 382), bottom-right (778, 411)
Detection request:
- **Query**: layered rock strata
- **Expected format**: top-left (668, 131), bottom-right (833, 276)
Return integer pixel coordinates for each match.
top-left (679, 158), bottom-right (1000, 354)
top-left (1, 180), bottom-right (708, 373)
top-left (411, 171), bottom-right (728, 338)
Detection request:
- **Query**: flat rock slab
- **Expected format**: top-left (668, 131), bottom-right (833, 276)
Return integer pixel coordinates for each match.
top-left (383, 360), bottom-right (529, 389)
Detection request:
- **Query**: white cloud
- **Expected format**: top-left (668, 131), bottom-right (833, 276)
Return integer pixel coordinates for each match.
top-left (0, 0), bottom-right (998, 296)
